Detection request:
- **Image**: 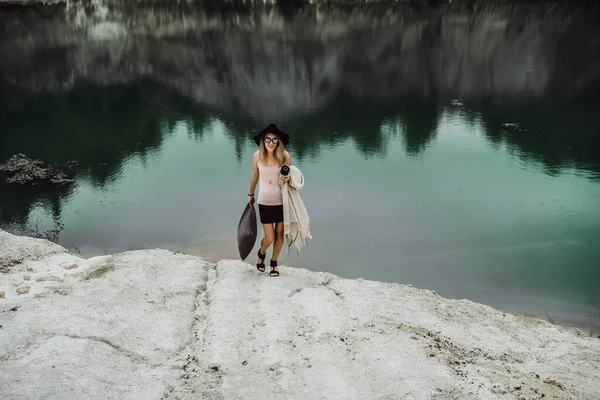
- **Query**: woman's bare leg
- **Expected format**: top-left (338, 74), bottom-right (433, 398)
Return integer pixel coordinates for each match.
top-left (271, 222), bottom-right (285, 265)
top-left (257, 223), bottom-right (275, 264)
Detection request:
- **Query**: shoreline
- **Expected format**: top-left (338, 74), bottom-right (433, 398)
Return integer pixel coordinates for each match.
top-left (2, 228), bottom-right (598, 338)
top-left (43, 244), bottom-right (600, 337)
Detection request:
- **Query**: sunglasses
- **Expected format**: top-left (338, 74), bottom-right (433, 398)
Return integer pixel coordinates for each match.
top-left (264, 137), bottom-right (279, 144)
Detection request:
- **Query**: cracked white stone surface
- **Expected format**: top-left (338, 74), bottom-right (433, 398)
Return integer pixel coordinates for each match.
top-left (1, 229), bottom-right (599, 400)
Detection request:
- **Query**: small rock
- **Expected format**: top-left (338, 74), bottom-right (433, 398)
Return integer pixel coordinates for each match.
top-left (23, 275), bottom-right (31, 280)
top-left (491, 384), bottom-right (507, 395)
top-left (242, 360), bottom-right (248, 366)
top-left (64, 264), bottom-right (78, 270)
top-left (543, 379), bottom-right (565, 390)
top-left (17, 286), bottom-right (30, 295)
top-left (0, 291), bottom-right (4, 299)
top-left (35, 276), bottom-right (60, 282)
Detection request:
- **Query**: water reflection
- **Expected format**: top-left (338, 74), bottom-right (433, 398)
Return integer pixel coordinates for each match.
top-left (0, 82), bottom-right (170, 222)
top-left (476, 95), bottom-right (600, 180)
top-left (0, 2), bottom-right (599, 218)
top-left (3, 2), bottom-right (600, 102)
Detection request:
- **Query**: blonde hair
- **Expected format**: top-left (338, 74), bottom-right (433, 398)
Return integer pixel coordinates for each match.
top-left (258, 134), bottom-right (286, 166)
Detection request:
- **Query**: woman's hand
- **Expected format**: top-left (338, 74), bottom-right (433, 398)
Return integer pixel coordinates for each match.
top-left (281, 175), bottom-right (290, 183)
top-left (248, 195), bottom-right (255, 204)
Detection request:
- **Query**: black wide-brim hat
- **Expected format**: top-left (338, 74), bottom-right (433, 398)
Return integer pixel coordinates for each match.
top-left (253, 123), bottom-right (289, 146)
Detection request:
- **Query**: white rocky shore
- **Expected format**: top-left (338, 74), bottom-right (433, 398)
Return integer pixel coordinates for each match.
top-left (1, 230), bottom-right (599, 400)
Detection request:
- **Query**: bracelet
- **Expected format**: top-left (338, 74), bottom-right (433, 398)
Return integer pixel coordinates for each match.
top-left (248, 193), bottom-right (254, 196)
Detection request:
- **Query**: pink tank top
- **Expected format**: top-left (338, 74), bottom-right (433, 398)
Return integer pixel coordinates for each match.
top-left (257, 162), bottom-right (283, 206)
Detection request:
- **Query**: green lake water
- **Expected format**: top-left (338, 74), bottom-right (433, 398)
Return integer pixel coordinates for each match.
top-left (0, 2), bottom-right (599, 327)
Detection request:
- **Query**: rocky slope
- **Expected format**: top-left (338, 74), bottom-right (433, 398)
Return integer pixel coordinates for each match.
top-left (1, 229), bottom-right (599, 399)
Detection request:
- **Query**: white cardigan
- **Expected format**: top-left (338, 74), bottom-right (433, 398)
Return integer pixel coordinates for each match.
top-left (282, 165), bottom-right (312, 254)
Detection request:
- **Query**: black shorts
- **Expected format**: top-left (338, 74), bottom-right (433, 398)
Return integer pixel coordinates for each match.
top-left (258, 204), bottom-right (284, 224)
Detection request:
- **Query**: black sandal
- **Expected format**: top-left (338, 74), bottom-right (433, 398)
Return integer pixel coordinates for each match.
top-left (269, 260), bottom-right (279, 277)
top-left (257, 249), bottom-right (266, 272)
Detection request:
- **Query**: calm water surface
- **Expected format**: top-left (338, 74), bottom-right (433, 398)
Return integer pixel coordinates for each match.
top-left (1, 2), bottom-right (599, 326)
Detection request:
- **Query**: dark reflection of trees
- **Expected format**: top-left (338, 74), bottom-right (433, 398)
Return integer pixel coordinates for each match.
top-left (0, 181), bottom-right (70, 226)
top-left (475, 90), bottom-right (600, 180)
top-left (0, 80), bottom-right (186, 223)
top-left (0, 81), bottom-right (170, 183)
top-left (274, 96), bottom-right (392, 161)
top-left (223, 118), bottom-right (257, 163)
top-left (246, 92), bottom-right (441, 162)
top-left (1, 77), bottom-right (599, 228)
top-left (397, 97), bottom-right (440, 158)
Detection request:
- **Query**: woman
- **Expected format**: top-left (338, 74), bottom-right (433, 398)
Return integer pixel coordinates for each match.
top-left (247, 123), bottom-right (291, 277)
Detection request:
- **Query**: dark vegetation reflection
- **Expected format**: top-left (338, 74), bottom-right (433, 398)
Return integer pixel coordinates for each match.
top-left (0, 83), bottom-right (168, 223)
top-left (0, 1), bottom-right (599, 227)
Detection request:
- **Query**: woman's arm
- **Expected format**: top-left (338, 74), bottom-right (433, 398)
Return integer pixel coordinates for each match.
top-left (248, 152), bottom-right (259, 203)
